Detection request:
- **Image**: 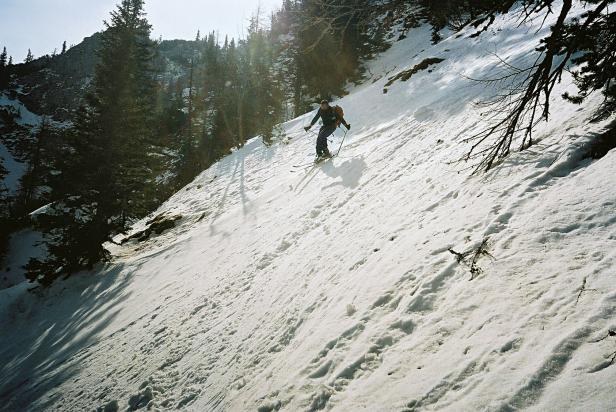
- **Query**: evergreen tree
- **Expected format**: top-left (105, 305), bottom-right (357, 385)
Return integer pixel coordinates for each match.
top-left (0, 47), bottom-right (7, 67)
top-left (91, 0), bottom-right (160, 220)
top-left (562, 0), bottom-right (616, 120)
top-left (0, 162), bottom-right (9, 264)
top-left (272, 0), bottom-right (384, 111)
top-left (27, 0), bottom-right (162, 284)
top-left (245, 11), bottom-right (284, 145)
top-left (17, 118), bottom-right (64, 211)
top-left (24, 49), bottom-right (34, 63)
top-left (0, 47), bottom-right (9, 89)
top-left (0, 162), bottom-right (8, 215)
top-left (61, 41), bottom-right (67, 54)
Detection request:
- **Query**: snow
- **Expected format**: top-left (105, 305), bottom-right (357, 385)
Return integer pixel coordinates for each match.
top-left (2, 3), bottom-right (616, 411)
top-left (0, 93), bottom-right (42, 126)
top-left (0, 92), bottom-right (41, 195)
top-left (29, 202), bottom-right (58, 218)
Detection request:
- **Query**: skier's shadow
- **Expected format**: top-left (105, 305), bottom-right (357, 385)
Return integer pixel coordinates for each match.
top-left (320, 156), bottom-right (367, 189)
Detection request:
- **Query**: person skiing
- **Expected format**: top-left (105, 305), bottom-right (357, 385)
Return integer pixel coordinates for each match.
top-left (304, 100), bottom-right (351, 159)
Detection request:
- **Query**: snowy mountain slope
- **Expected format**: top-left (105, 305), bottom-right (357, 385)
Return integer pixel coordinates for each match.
top-left (2, 4), bottom-right (616, 411)
top-left (0, 93), bottom-right (41, 196)
top-left (1, 93), bottom-right (46, 290)
top-left (0, 93), bottom-right (42, 128)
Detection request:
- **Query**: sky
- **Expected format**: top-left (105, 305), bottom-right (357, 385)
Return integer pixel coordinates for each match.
top-left (0, 0), bottom-right (282, 62)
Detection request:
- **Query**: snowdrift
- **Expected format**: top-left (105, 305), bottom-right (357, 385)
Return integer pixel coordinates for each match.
top-left (2, 4), bottom-right (616, 411)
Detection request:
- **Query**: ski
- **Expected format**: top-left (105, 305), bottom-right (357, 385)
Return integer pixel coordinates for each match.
top-left (293, 156), bottom-right (335, 190)
top-left (315, 154), bottom-right (336, 164)
top-left (291, 154), bottom-right (336, 171)
top-left (292, 128), bottom-right (347, 172)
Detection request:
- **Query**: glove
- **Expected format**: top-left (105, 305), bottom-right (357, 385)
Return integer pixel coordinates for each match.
top-left (345, 124), bottom-right (351, 130)
top-left (304, 126), bottom-right (311, 132)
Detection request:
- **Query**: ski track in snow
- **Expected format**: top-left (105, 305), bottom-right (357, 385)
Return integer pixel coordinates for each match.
top-left (2, 3), bottom-right (616, 411)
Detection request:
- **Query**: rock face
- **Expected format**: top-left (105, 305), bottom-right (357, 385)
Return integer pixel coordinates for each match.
top-left (124, 213), bottom-right (183, 243)
top-left (11, 33), bottom-right (103, 121)
top-left (6, 34), bottom-right (197, 122)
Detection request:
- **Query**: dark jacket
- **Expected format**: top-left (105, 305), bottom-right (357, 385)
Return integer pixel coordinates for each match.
top-left (310, 106), bottom-right (348, 128)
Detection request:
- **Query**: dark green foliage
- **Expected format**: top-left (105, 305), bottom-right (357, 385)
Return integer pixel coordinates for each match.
top-left (15, 118), bottom-right (65, 216)
top-left (91, 0), bottom-right (161, 219)
top-left (26, 0), bottom-right (163, 284)
top-left (0, 162), bottom-right (9, 263)
top-left (170, 0), bottom-right (387, 180)
top-left (0, 46), bottom-right (10, 89)
top-left (562, 0), bottom-right (615, 120)
top-left (24, 49), bottom-right (34, 64)
top-left (288, 0), bottom-right (386, 109)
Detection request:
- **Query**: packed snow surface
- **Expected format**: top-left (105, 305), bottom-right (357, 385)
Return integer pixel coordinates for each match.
top-left (2, 4), bottom-right (616, 411)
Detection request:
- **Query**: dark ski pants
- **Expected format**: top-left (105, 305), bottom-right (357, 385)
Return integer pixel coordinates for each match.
top-left (316, 124), bottom-right (336, 156)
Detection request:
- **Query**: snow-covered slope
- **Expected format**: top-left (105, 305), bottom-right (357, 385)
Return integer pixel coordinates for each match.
top-left (0, 93), bottom-right (42, 128)
top-left (0, 92), bottom-right (39, 196)
top-left (2, 5), bottom-right (616, 411)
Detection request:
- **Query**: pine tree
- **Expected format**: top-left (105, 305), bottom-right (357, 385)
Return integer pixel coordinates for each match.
top-left (0, 161), bottom-right (10, 264)
top-left (91, 0), bottom-right (160, 221)
top-left (562, 0), bottom-right (616, 120)
top-left (273, 0), bottom-right (382, 111)
top-left (26, 0), bottom-right (161, 284)
top-left (61, 41), bottom-right (67, 54)
top-left (245, 11), bottom-right (283, 145)
top-left (16, 118), bottom-right (65, 217)
top-left (24, 49), bottom-right (34, 63)
top-left (0, 47), bottom-right (7, 67)
top-left (0, 162), bottom-right (8, 210)
top-left (0, 47), bottom-right (9, 89)
top-left (175, 52), bottom-right (199, 183)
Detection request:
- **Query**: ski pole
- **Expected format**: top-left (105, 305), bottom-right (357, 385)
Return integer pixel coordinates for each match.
top-left (336, 129), bottom-right (349, 156)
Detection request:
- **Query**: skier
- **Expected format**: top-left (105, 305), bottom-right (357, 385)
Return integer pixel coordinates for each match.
top-left (304, 100), bottom-right (351, 159)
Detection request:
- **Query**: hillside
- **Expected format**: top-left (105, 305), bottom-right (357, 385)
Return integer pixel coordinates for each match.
top-left (0, 33), bottom-right (202, 284)
top-left (1, 4), bottom-right (616, 412)
top-left (3, 34), bottom-right (196, 120)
